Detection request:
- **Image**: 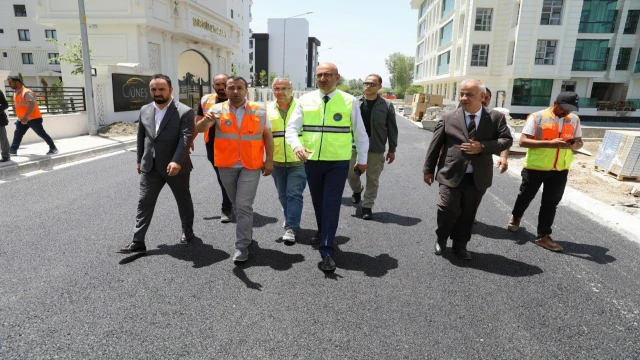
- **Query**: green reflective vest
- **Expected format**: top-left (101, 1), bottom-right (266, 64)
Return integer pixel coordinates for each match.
top-left (523, 108), bottom-right (579, 171)
top-left (298, 90), bottom-right (353, 161)
top-left (268, 99), bottom-right (298, 163)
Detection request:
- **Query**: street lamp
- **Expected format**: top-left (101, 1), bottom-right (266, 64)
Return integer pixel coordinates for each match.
top-left (283, 11), bottom-right (313, 76)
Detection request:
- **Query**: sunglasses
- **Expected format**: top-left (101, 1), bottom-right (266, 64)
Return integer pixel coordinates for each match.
top-left (363, 82), bottom-right (379, 87)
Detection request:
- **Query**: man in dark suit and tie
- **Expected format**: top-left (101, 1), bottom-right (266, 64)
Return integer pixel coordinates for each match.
top-left (118, 74), bottom-right (196, 253)
top-left (423, 79), bottom-right (512, 260)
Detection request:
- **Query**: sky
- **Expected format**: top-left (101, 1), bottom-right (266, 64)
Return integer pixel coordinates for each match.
top-left (250, 0), bottom-right (418, 87)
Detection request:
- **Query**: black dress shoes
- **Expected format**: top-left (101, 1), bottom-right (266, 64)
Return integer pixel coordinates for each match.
top-left (310, 231), bottom-right (322, 244)
top-left (320, 255), bottom-right (336, 272)
top-left (118, 242), bottom-right (147, 254)
top-left (434, 239), bottom-right (447, 255)
top-left (453, 248), bottom-right (472, 260)
top-left (180, 232), bottom-right (195, 244)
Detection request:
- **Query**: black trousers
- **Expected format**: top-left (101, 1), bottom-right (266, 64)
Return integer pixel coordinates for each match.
top-left (512, 168), bottom-right (568, 238)
top-left (133, 162), bottom-right (194, 242)
top-left (436, 174), bottom-right (486, 248)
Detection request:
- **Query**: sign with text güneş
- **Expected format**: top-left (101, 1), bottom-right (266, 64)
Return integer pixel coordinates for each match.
top-left (112, 74), bottom-right (153, 112)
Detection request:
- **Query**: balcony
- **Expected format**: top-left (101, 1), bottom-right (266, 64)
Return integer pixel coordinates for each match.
top-left (578, 97), bottom-right (598, 108)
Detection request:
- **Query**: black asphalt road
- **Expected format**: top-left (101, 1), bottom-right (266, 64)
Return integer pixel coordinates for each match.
top-left (2, 116), bottom-right (639, 359)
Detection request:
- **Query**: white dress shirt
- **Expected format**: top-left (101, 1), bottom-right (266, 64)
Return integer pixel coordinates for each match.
top-left (152, 97), bottom-right (172, 157)
top-left (464, 107), bottom-right (483, 173)
top-left (285, 89), bottom-right (369, 164)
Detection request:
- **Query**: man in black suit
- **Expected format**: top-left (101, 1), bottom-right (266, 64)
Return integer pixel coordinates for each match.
top-left (0, 89), bottom-right (10, 162)
top-left (118, 74), bottom-right (196, 253)
top-left (423, 79), bottom-right (512, 260)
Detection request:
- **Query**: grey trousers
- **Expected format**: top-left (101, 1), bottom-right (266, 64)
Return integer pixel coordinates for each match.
top-left (348, 149), bottom-right (386, 208)
top-left (0, 126), bottom-right (9, 159)
top-left (218, 167), bottom-right (261, 250)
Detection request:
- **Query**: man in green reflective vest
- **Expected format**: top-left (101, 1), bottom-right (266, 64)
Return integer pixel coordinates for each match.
top-left (268, 78), bottom-right (306, 245)
top-left (507, 92), bottom-right (583, 252)
top-left (285, 62), bottom-right (370, 272)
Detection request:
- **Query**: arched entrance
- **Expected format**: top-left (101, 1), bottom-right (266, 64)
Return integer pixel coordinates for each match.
top-left (177, 50), bottom-right (211, 110)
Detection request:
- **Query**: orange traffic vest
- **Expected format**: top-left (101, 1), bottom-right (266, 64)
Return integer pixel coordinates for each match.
top-left (200, 93), bottom-right (218, 143)
top-left (14, 87), bottom-right (42, 120)
top-left (213, 100), bottom-right (267, 169)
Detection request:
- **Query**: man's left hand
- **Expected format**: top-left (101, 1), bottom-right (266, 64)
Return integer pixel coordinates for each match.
top-left (355, 164), bottom-right (367, 175)
top-left (262, 160), bottom-right (273, 176)
top-left (461, 140), bottom-right (482, 155)
top-left (167, 162), bottom-right (182, 176)
top-left (19, 117), bottom-right (28, 125)
top-left (386, 152), bottom-right (395, 164)
top-left (496, 157), bottom-right (508, 173)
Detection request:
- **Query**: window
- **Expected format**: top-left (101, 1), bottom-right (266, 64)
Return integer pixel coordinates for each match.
top-left (417, 42), bottom-right (425, 58)
top-left (230, 9), bottom-right (234, 18)
top-left (14, 5), bottom-right (27, 17)
top-left (249, 40), bottom-right (253, 49)
top-left (512, 2), bottom-right (520, 27)
top-left (416, 63), bottom-right (423, 79)
top-left (0, 29), bottom-right (4, 34)
top-left (458, 13), bottom-right (465, 36)
top-left (45, 30), bottom-right (57, 40)
top-left (561, 81), bottom-right (576, 92)
top-left (21, 53), bottom-right (34, 64)
top-left (3, 52), bottom-right (7, 57)
top-left (470, 45), bottom-right (489, 66)
top-left (48, 53), bottom-right (60, 65)
top-left (18, 29), bottom-right (30, 41)
top-left (511, 79), bottom-right (553, 106)
top-left (439, 21), bottom-right (453, 46)
top-left (507, 41), bottom-right (515, 65)
top-left (540, 0), bottom-right (563, 25)
top-left (635, 51), bottom-right (640, 72)
top-left (437, 51), bottom-right (450, 75)
top-left (442, 0), bottom-right (454, 17)
top-left (616, 48), bottom-right (632, 70)
top-left (249, 52), bottom-right (253, 61)
top-left (579, 0), bottom-right (617, 33)
top-left (624, 10), bottom-right (640, 34)
top-left (452, 82), bottom-right (457, 101)
top-left (535, 40), bottom-right (557, 65)
top-left (418, 20), bottom-right (426, 38)
top-left (572, 39), bottom-right (609, 71)
top-left (419, 1), bottom-right (428, 18)
top-left (475, 8), bottom-right (493, 31)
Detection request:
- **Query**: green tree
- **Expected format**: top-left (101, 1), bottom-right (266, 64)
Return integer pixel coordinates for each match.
top-left (337, 84), bottom-right (350, 93)
top-left (259, 70), bottom-right (267, 86)
top-left (46, 37), bottom-right (94, 75)
top-left (380, 87), bottom-right (393, 95)
top-left (406, 85), bottom-right (425, 96)
top-left (230, 64), bottom-right (237, 77)
top-left (40, 77), bottom-right (49, 87)
top-left (268, 72), bottom-right (278, 85)
top-left (385, 52), bottom-right (414, 97)
top-left (48, 81), bottom-right (68, 113)
top-left (345, 78), bottom-right (364, 97)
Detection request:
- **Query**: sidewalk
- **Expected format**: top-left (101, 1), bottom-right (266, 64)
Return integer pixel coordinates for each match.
top-left (0, 135), bottom-right (136, 179)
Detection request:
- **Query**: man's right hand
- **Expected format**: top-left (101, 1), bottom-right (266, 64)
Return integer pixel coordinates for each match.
top-left (136, 164), bottom-right (141, 175)
top-left (424, 173), bottom-right (434, 186)
top-left (549, 138), bottom-right (568, 148)
top-left (293, 146), bottom-right (312, 162)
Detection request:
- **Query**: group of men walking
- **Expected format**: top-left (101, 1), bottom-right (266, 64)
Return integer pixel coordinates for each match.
top-left (112, 62), bottom-right (583, 271)
top-left (117, 62), bottom-right (398, 272)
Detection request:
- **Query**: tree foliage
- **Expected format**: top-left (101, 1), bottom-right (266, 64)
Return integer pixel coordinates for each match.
top-left (46, 37), bottom-right (94, 75)
top-left (406, 85), bottom-right (425, 96)
top-left (384, 52), bottom-right (415, 96)
top-left (259, 70), bottom-right (267, 87)
top-left (268, 72), bottom-right (278, 85)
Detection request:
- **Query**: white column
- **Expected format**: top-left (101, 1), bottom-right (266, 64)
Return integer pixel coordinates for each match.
top-left (137, 26), bottom-right (150, 68)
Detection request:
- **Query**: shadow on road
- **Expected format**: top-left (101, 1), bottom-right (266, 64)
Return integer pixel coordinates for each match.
top-left (232, 240), bottom-right (305, 291)
top-left (559, 241), bottom-right (616, 264)
top-left (202, 211), bottom-right (277, 227)
top-left (333, 251), bottom-right (399, 277)
top-left (341, 196), bottom-right (356, 207)
top-left (473, 221), bottom-right (534, 246)
top-left (118, 237), bottom-right (230, 268)
top-left (447, 251), bottom-right (544, 277)
top-left (350, 211), bottom-right (422, 227)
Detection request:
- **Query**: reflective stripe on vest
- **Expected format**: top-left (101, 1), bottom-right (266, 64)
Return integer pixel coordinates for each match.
top-left (213, 101), bottom-right (266, 169)
top-left (298, 90), bottom-right (353, 161)
top-left (200, 94), bottom-right (218, 143)
top-left (523, 108), bottom-right (579, 171)
top-left (14, 87), bottom-right (43, 120)
top-left (268, 99), bottom-right (298, 163)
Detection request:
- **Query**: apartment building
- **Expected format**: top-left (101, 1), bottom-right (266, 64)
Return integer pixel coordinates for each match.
top-left (0, 2), bottom-right (62, 87)
top-left (410, 0), bottom-right (640, 120)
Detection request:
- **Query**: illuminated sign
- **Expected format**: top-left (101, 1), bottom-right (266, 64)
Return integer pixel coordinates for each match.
top-left (193, 17), bottom-right (227, 37)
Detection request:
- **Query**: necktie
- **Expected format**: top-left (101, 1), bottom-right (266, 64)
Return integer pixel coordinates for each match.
top-left (467, 114), bottom-right (476, 140)
top-left (323, 95), bottom-right (329, 104)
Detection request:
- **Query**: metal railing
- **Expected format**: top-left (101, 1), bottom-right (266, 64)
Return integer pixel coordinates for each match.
top-left (3, 86), bottom-right (86, 117)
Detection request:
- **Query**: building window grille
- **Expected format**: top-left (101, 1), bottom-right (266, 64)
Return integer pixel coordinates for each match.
top-left (21, 53), bottom-right (34, 64)
top-left (14, 5), bottom-right (27, 17)
top-left (624, 10), bottom-right (640, 34)
top-left (437, 51), bottom-right (450, 75)
top-left (45, 30), bottom-right (57, 40)
top-left (511, 79), bottom-right (554, 106)
top-left (440, 21), bottom-right (453, 46)
top-left (578, 0), bottom-right (617, 33)
top-left (475, 8), bottom-right (493, 31)
top-left (470, 44), bottom-right (489, 67)
top-left (535, 40), bottom-right (557, 65)
top-left (418, 20), bottom-right (426, 38)
top-left (48, 53), bottom-right (60, 65)
top-left (540, 0), bottom-right (563, 25)
top-left (18, 29), bottom-right (30, 41)
top-left (572, 39), bottom-right (609, 71)
top-left (616, 48), bottom-right (632, 70)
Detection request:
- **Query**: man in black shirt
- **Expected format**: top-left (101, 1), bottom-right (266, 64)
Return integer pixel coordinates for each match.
top-left (0, 89), bottom-right (10, 162)
top-left (195, 73), bottom-right (233, 222)
top-left (348, 74), bottom-right (398, 219)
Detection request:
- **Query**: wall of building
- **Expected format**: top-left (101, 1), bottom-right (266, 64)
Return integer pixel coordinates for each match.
top-left (267, 18), bottom-right (310, 90)
top-left (5, 113), bottom-right (88, 145)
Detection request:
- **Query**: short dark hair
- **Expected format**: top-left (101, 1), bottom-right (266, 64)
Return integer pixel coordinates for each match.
top-left (151, 73), bottom-right (172, 87)
top-left (485, 87), bottom-right (492, 97)
top-left (227, 76), bottom-right (248, 88)
top-left (367, 74), bottom-right (383, 85)
top-left (7, 75), bottom-right (22, 84)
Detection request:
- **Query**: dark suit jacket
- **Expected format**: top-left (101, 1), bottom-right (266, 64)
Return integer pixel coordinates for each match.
top-left (356, 95), bottom-right (398, 153)
top-left (423, 107), bottom-right (512, 190)
top-left (137, 99), bottom-right (195, 174)
top-left (0, 90), bottom-right (9, 126)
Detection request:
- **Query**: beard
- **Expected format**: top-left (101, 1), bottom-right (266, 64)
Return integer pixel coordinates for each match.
top-left (154, 96), bottom-right (169, 104)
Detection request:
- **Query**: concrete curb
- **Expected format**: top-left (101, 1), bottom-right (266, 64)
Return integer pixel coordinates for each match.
top-left (0, 139), bottom-right (137, 179)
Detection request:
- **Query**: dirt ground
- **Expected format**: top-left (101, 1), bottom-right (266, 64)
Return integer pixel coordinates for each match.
top-left (98, 121), bottom-right (138, 137)
top-left (507, 141), bottom-right (640, 216)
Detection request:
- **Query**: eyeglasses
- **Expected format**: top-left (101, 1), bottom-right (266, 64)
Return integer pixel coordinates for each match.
top-left (272, 87), bottom-right (291, 92)
top-left (363, 82), bottom-right (379, 87)
top-left (316, 73), bottom-right (336, 79)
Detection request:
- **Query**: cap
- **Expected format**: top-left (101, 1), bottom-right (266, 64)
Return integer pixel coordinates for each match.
top-left (7, 75), bottom-right (22, 83)
top-left (556, 91), bottom-right (579, 111)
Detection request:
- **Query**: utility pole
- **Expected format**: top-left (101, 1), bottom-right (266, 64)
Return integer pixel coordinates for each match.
top-left (78, 0), bottom-right (98, 135)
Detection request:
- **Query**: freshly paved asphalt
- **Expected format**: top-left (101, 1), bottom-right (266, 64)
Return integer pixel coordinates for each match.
top-left (1, 115), bottom-right (639, 359)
